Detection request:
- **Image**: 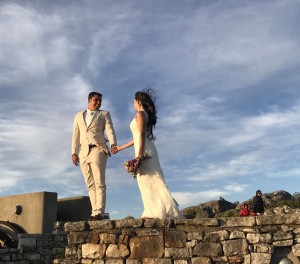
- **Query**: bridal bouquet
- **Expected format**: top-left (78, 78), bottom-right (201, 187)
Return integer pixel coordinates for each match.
top-left (123, 152), bottom-right (151, 179)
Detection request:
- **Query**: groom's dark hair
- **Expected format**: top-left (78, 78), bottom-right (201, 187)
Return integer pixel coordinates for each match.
top-left (88, 92), bottom-right (102, 99)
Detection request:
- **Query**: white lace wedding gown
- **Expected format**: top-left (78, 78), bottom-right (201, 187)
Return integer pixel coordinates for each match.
top-left (130, 112), bottom-right (184, 219)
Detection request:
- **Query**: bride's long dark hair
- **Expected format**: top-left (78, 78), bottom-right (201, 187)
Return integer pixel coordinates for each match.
top-left (135, 88), bottom-right (157, 140)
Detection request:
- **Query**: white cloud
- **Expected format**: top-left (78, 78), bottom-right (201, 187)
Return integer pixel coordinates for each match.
top-left (0, 0), bottom-right (300, 219)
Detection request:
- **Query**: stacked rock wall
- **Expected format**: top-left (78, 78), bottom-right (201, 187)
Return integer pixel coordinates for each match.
top-left (0, 222), bottom-right (67, 264)
top-left (62, 215), bottom-right (300, 264)
top-left (1, 215), bottom-right (300, 263)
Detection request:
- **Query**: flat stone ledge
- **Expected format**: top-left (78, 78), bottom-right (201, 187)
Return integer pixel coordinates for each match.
top-left (60, 214), bottom-right (300, 233)
top-left (219, 216), bottom-right (256, 227)
top-left (256, 215), bottom-right (300, 225)
top-left (64, 221), bottom-right (88, 232)
top-left (174, 218), bottom-right (219, 226)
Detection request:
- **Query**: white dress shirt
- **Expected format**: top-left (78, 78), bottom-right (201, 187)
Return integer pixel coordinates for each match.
top-left (85, 109), bottom-right (96, 127)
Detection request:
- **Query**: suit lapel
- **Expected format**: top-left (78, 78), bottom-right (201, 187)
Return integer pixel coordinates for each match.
top-left (81, 110), bottom-right (87, 127)
top-left (87, 110), bottom-right (100, 128)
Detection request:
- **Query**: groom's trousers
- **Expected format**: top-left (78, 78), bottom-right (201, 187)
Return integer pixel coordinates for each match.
top-left (80, 146), bottom-right (108, 216)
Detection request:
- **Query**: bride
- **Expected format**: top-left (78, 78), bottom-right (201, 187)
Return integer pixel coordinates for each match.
top-left (114, 89), bottom-right (183, 219)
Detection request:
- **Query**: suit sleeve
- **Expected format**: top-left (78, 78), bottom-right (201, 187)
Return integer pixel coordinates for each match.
top-left (104, 111), bottom-right (117, 146)
top-left (71, 114), bottom-right (80, 155)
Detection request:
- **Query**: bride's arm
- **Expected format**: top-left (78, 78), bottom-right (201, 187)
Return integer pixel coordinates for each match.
top-left (115, 139), bottom-right (134, 152)
top-left (135, 111), bottom-right (145, 158)
top-left (113, 111), bottom-right (145, 155)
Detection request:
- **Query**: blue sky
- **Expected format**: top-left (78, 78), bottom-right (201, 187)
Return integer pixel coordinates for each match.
top-left (0, 0), bottom-right (300, 219)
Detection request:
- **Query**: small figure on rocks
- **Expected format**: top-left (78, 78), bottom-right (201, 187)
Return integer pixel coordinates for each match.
top-left (251, 190), bottom-right (265, 215)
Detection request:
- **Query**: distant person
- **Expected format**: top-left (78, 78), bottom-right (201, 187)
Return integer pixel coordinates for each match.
top-left (113, 89), bottom-right (183, 219)
top-left (71, 92), bottom-right (117, 221)
top-left (252, 190), bottom-right (264, 215)
top-left (240, 203), bottom-right (250, 217)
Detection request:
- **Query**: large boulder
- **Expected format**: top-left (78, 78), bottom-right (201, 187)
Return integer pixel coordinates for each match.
top-left (241, 190), bottom-right (293, 210)
top-left (182, 198), bottom-right (236, 218)
top-left (182, 190), bottom-right (295, 218)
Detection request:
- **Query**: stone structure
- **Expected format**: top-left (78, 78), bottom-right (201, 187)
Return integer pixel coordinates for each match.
top-left (1, 215), bottom-right (300, 263)
top-left (0, 222), bottom-right (67, 264)
top-left (0, 192), bottom-right (58, 234)
top-left (61, 215), bottom-right (300, 264)
top-left (0, 192), bottom-right (93, 235)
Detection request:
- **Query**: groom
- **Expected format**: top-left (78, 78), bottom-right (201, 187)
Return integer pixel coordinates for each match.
top-left (71, 91), bottom-right (117, 220)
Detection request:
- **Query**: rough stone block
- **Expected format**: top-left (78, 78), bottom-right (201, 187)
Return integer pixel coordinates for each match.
top-left (115, 219), bottom-right (143, 228)
top-left (273, 230), bottom-right (293, 241)
top-left (81, 259), bottom-right (93, 264)
top-left (222, 239), bottom-right (248, 256)
top-left (204, 230), bottom-right (229, 242)
top-left (164, 247), bottom-right (192, 258)
top-left (273, 239), bottom-right (293, 247)
top-left (211, 256), bottom-right (228, 262)
top-left (258, 226), bottom-right (279, 233)
top-left (257, 215), bottom-right (300, 226)
top-left (90, 233), bottom-right (100, 244)
top-left (165, 230), bottom-right (187, 248)
top-left (119, 234), bottom-right (129, 244)
top-left (89, 220), bottom-right (114, 229)
top-left (228, 255), bottom-right (244, 262)
top-left (229, 230), bottom-right (245, 239)
top-left (126, 259), bottom-right (141, 264)
top-left (106, 259), bottom-right (125, 264)
top-left (174, 218), bottom-right (219, 227)
top-left (246, 233), bottom-right (272, 244)
top-left (142, 258), bottom-right (172, 264)
top-left (174, 260), bottom-right (189, 264)
top-left (187, 232), bottom-right (203, 241)
top-left (106, 244), bottom-right (129, 258)
top-left (135, 228), bottom-right (163, 236)
top-left (176, 225), bottom-right (202, 233)
top-left (243, 254), bottom-right (251, 264)
top-left (18, 238), bottom-right (37, 247)
top-left (129, 235), bottom-right (164, 258)
top-left (281, 225), bottom-right (294, 232)
top-left (99, 233), bottom-right (118, 244)
top-left (64, 221), bottom-right (88, 232)
top-left (292, 244), bottom-right (300, 256)
top-left (294, 235), bottom-right (300, 244)
top-left (82, 243), bottom-right (106, 259)
top-left (28, 253), bottom-right (41, 260)
top-left (193, 242), bottom-right (223, 257)
top-left (144, 219), bottom-right (172, 228)
top-left (92, 260), bottom-right (105, 264)
top-left (186, 240), bottom-right (197, 248)
top-left (219, 217), bottom-right (255, 227)
top-left (191, 256), bottom-right (212, 264)
top-left (253, 244), bottom-right (273, 254)
top-left (68, 232), bottom-right (90, 244)
top-left (64, 245), bottom-right (77, 258)
top-left (249, 253), bottom-right (271, 264)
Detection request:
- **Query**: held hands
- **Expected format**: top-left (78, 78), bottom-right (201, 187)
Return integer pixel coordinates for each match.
top-left (111, 145), bottom-right (120, 154)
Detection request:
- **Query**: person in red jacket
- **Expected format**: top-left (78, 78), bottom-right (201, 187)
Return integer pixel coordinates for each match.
top-left (240, 203), bottom-right (250, 217)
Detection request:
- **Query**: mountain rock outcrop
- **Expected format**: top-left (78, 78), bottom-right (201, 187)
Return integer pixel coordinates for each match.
top-left (182, 190), bottom-right (296, 218)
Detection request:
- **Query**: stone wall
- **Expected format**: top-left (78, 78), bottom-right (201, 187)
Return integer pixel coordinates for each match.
top-left (62, 215), bottom-right (300, 264)
top-left (2, 215), bottom-right (300, 263)
top-left (0, 222), bottom-right (67, 264)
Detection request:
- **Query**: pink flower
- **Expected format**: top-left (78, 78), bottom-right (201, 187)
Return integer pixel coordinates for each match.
top-left (123, 152), bottom-right (151, 179)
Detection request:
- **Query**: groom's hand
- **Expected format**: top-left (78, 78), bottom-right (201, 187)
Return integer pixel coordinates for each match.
top-left (72, 154), bottom-right (79, 166)
top-left (111, 145), bottom-right (118, 154)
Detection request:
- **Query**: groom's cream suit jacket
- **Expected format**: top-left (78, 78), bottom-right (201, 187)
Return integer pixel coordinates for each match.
top-left (72, 109), bottom-right (117, 159)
